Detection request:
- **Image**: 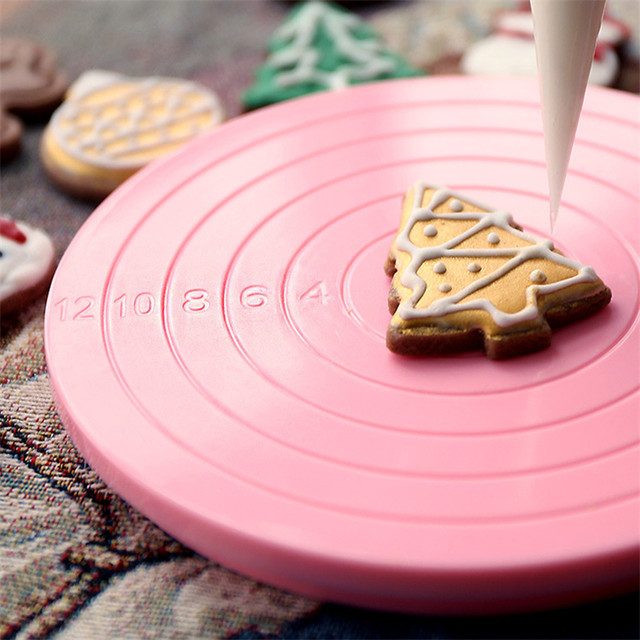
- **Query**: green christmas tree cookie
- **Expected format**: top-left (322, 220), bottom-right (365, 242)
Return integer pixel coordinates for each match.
top-left (243, 1), bottom-right (423, 110)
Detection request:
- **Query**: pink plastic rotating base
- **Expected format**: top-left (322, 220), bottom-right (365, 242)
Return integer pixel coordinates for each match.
top-left (45, 77), bottom-right (640, 614)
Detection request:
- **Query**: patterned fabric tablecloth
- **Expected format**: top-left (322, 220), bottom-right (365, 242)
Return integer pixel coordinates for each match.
top-left (1, 1), bottom-right (638, 638)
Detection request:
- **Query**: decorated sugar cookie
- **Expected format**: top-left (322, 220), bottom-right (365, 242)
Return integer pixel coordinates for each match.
top-left (243, 0), bottom-right (422, 110)
top-left (461, 6), bottom-right (630, 86)
top-left (385, 183), bottom-right (611, 359)
top-left (0, 38), bottom-right (68, 163)
top-left (40, 71), bottom-right (225, 200)
top-left (0, 216), bottom-right (56, 316)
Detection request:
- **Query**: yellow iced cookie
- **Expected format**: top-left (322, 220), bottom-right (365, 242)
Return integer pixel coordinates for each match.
top-left (385, 183), bottom-right (611, 359)
top-left (41, 70), bottom-right (224, 200)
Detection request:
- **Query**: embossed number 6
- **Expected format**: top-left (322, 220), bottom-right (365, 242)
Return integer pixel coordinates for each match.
top-left (240, 285), bottom-right (269, 308)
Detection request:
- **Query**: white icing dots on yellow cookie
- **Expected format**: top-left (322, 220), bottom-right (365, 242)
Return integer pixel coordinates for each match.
top-left (467, 262), bottom-right (481, 273)
top-left (424, 224), bottom-right (437, 237)
top-left (439, 283), bottom-right (452, 293)
top-left (530, 269), bottom-right (547, 283)
top-left (449, 199), bottom-right (463, 212)
top-left (433, 261), bottom-right (446, 274)
top-left (487, 232), bottom-right (500, 244)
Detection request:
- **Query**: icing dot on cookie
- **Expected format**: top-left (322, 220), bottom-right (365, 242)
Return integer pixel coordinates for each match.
top-left (439, 283), bottom-right (452, 293)
top-left (433, 261), bottom-right (446, 274)
top-left (530, 269), bottom-right (547, 283)
top-left (487, 232), bottom-right (500, 244)
top-left (467, 262), bottom-right (481, 273)
top-left (423, 224), bottom-right (437, 237)
top-left (449, 199), bottom-right (463, 212)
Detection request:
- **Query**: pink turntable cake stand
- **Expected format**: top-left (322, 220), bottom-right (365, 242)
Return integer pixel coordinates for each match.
top-left (45, 76), bottom-right (639, 614)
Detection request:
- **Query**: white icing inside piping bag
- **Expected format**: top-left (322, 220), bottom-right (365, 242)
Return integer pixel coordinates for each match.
top-left (531, 0), bottom-right (605, 230)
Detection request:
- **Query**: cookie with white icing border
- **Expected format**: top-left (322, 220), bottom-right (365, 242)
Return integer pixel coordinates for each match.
top-left (385, 183), bottom-right (611, 359)
top-left (40, 70), bottom-right (225, 200)
top-left (0, 216), bottom-right (56, 317)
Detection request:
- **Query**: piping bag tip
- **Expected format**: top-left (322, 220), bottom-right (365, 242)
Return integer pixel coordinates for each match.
top-left (549, 195), bottom-right (560, 232)
top-left (531, 0), bottom-right (605, 236)
top-left (549, 189), bottom-right (562, 232)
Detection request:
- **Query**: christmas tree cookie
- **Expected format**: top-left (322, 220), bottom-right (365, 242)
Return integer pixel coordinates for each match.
top-left (243, 1), bottom-right (422, 110)
top-left (385, 183), bottom-right (611, 359)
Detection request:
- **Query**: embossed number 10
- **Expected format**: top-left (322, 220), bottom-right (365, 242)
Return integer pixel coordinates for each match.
top-left (113, 293), bottom-right (156, 317)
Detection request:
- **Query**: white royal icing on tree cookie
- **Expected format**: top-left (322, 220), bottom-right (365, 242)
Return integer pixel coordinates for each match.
top-left (394, 183), bottom-right (598, 328)
top-left (270, 1), bottom-right (396, 90)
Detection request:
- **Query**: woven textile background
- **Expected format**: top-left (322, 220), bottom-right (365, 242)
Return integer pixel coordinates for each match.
top-left (1, 1), bottom-right (639, 638)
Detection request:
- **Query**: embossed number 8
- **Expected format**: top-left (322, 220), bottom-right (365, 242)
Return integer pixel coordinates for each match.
top-left (182, 289), bottom-right (210, 313)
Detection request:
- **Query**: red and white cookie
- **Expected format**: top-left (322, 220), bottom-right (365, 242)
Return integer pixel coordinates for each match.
top-left (0, 216), bottom-right (56, 316)
top-left (462, 6), bottom-right (630, 86)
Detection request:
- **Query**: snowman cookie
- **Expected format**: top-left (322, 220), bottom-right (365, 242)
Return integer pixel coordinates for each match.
top-left (385, 183), bottom-right (611, 359)
top-left (40, 70), bottom-right (224, 200)
top-left (461, 6), bottom-right (630, 86)
top-left (0, 216), bottom-right (56, 316)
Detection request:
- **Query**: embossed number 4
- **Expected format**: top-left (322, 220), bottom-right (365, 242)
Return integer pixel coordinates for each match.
top-left (299, 281), bottom-right (329, 304)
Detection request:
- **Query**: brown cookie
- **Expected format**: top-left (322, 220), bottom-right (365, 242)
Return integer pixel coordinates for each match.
top-left (385, 183), bottom-right (611, 359)
top-left (0, 215), bottom-right (56, 316)
top-left (0, 38), bottom-right (68, 162)
top-left (0, 110), bottom-right (22, 163)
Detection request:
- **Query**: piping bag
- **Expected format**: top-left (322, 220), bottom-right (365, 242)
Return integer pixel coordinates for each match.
top-left (530, 0), bottom-right (606, 230)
